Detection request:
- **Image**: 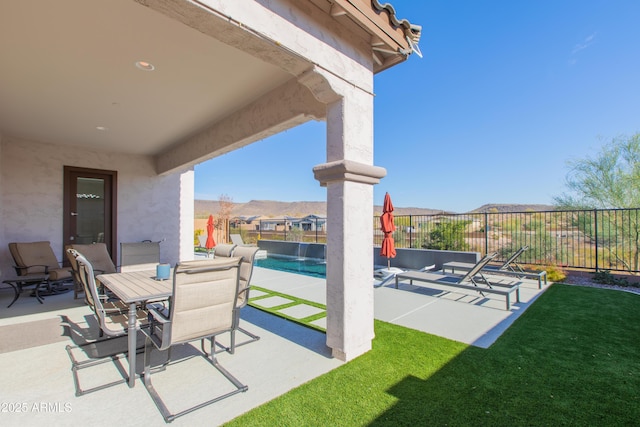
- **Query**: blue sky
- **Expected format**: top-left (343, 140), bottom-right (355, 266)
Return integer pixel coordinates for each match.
top-left (195, 0), bottom-right (640, 213)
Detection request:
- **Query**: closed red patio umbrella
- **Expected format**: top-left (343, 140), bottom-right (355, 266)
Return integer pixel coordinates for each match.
top-left (380, 192), bottom-right (396, 269)
top-left (206, 214), bottom-right (216, 256)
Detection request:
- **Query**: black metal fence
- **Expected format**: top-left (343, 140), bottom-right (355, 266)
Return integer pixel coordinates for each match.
top-left (232, 208), bottom-right (640, 272)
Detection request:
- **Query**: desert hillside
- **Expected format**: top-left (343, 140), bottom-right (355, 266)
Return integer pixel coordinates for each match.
top-left (195, 199), bottom-right (552, 218)
top-left (469, 203), bottom-right (555, 213)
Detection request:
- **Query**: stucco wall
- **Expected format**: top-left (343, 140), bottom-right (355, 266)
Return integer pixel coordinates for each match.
top-left (0, 134), bottom-right (4, 276)
top-left (0, 136), bottom-right (192, 275)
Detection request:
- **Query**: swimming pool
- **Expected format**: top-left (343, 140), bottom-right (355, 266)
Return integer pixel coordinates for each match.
top-left (256, 255), bottom-right (326, 279)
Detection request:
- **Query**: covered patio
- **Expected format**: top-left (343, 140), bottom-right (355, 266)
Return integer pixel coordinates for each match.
top-left (0, 263), bottom-right (548, 425)
top-left (0, 0), bottom-right (421, 363)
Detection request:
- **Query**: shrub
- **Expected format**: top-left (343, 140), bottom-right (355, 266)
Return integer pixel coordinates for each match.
top-left (545, 265), bottom-right (567, 282)
top-left (422, 219), bottom-right (471, 251)
top-left (194, 229), bottom-right (203, 246)
top-left (528, 264), bottom-right (566, 282)
top-left (592, 270), bottom-right (633, 287)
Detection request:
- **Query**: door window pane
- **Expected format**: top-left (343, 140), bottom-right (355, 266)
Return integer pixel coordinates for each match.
top-left (76, 177), bottom-right (105, 244)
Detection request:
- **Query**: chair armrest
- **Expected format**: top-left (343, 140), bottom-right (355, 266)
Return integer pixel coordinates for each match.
top-left (14, 264), bottom-right (50, 275)
top-left (146, 305), bottom-right (172, 351)
top-left (236, 286), bottom-right (251, 308)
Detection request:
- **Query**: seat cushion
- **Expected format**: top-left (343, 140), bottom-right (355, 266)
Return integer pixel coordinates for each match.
top-left (9, 241), bottom-right (60, 275)
top-left (48, 267), bottom-right (73, 281)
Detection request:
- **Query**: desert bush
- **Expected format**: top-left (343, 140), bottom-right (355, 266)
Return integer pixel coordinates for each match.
top-left (194, 229), bottom-right (203, 246)
top-left (528, 264), bottom-right (566, 282)
top-left (545, 265), bottom-right (567, 282)
top-left (592, 270), bottom-right (634, 287)
top-left (422, 219), bottom-right (471, 251)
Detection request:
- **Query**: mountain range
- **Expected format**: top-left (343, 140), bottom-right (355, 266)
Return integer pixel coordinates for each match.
top-left (195, 199), bottom-right (555, 218)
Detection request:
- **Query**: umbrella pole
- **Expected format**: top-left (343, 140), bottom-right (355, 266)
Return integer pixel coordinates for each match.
top-left (387, 258), bottom-right (390, 270)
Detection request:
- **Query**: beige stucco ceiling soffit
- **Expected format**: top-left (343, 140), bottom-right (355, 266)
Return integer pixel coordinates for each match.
top-left (313, 159), bottom-right (386, 186)
top-left (156, 78), bottom-right (325, 175)
top-left (139, 0), bottom-right (310, 76)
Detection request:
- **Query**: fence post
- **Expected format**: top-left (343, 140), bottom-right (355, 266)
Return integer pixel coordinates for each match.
top-left (594, 209), bottom-right (599, 271)
top-left (484, 212), bottom-right (488, 256)
top-left (409, 215), bottom-right (413, 248)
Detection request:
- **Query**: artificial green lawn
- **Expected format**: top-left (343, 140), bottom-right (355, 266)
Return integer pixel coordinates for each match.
top-left (227, 284), bottom-right (640, 426)
top-left (248, 285), bottom-right (327, 332)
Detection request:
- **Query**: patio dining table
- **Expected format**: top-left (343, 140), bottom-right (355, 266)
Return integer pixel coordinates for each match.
top-left (97, 269), bottom-right (172, 388)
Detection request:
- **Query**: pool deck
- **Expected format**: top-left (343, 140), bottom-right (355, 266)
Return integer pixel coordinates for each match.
top-left (251, 266), bottom-right (549, 348)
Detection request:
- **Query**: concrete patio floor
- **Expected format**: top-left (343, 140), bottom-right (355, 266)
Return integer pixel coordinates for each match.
top-left (251, 266), bottom-right (549, 348)
top-left (0, 266), bottom-right (548, 426)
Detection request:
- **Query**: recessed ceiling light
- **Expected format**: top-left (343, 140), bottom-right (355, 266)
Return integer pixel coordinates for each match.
top-left (96, 126), bottom-right (108, 131)
top-left (135, 60), bottom-right (155, 71)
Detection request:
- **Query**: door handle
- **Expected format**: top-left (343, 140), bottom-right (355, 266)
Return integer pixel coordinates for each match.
top-left (71, 212), bottom-right (78, 216)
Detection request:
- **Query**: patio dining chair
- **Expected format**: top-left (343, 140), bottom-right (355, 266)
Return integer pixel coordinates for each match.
top-left (212, 243), bottom-right (237, 258)
top-left (228, 245), bottom-right (261, 353)
top-left (65, 247), bottom-right (126, 318)
top-left (205, 245), bottom-right (260, 354)
top-left (65, 243), bottom-right (117, 299)
top-left (120, 241), bottom-right (160, 272)
top-left (65, 249), bottom-right (148, 396)
top-left (142, 257), bottom-right (248, 423)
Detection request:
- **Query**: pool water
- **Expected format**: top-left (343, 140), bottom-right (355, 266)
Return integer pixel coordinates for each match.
top-left (256, 256), bottom-right (326, 278)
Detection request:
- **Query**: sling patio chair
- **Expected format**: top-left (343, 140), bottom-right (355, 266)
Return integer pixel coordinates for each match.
top-left (119, 241), bottom-right (160, 272)
top-left (64, 249), bottom-right (148, 396)
top-left (65, 247), bottom-right (126, 317)
top-left (206, 244), bottom-right (260, 354)
top-left (226, 245), bottom-right (261, 354)
top-left (442, 246), bottom-right (548, 289)
top-left (142, 257), bottom-right (248, 423)
top-left (8, 241), bottom-right (73, 298)
top-left (395, 252), bottom-right (522, 310)
top-left (212, 243), bottom-right (237, 258)
top-left (65, 243), bottom-right (117, 299)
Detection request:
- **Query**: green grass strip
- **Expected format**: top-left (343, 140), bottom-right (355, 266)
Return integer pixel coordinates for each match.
top-left (248, 285), bottom-right (327, 332)
top-left (228, 284), bottom-right (640, 426)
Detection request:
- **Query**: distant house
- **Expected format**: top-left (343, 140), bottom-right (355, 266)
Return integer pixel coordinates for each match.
top-left (289, 214), bottom-right (327, 232)
top-left (230, 215), bottom-right (262, 231)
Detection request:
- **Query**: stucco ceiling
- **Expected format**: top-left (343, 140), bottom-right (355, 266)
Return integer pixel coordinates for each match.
top-left (0, 0), bottom-right (293, 155)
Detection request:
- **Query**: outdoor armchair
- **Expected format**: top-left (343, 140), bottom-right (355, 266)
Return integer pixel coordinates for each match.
top-left (142, 257), bottom-right (248, 423)
top-left (8, 241), bottom-right (73, 296)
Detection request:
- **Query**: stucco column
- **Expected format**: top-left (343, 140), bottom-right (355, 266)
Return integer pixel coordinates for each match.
top-left (313, 90), bottom-right (386, 361)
